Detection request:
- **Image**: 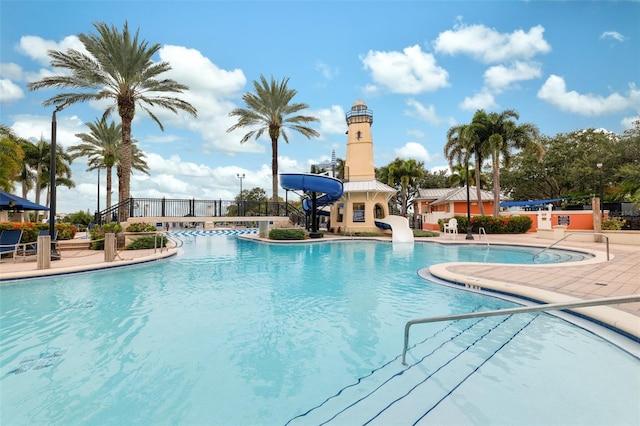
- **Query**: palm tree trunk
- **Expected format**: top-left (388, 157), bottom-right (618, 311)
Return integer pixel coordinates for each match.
top-left (474, 155), bottom-right (485, 215)
top-left (106, 165), bottom-right (113, 210)
top-left (492, 152), bottom-right (500, 217)
top-left (271, 137), bottom-right (279, 201)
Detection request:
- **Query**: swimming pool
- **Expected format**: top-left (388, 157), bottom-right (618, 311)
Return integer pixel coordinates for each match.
top-left (1, 235), bottom-right (638, 425)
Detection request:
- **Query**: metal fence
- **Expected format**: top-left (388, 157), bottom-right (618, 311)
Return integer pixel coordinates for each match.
top-left (96, 198), bottom-right (304, 225)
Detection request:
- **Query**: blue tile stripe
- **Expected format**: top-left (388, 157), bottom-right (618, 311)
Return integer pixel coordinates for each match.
top-left (170, 229), bottom-right (258, 237)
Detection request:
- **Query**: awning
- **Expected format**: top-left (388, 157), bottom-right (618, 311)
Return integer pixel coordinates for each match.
top-left (500, 198), bottom-right (567, 207)
top-left (0, 190), bottom-right (50, 211)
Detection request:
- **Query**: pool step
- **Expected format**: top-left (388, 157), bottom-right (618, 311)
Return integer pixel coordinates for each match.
top-left (287, 315), bottom-right (535, 425)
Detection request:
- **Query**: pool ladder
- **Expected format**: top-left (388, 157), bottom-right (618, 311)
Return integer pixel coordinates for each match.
top-left (401, 294), bottom-right (640, 364)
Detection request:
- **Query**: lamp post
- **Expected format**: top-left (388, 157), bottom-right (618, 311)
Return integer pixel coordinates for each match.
top-left (237, 173), bottom-right (245, 216)
top-left (462, 149), bottom-right (474, 240)
top-left (49, 102), bottom-right (70, 260)
top-left (596, 162), bottom-right (604, 220)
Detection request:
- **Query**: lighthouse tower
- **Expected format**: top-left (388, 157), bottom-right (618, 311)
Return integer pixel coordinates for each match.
top-left (344, 99), bottom-right (375, 181)
top-left (329, 100), bottom-right (396, 234)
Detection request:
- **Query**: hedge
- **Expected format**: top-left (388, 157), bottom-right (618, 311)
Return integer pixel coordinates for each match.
top-left (269, 228), bottom-right (307, 240)
top-left (438, 215), bottom-right (532, 234)
top-left (0, 222), bottom-right (77, 243)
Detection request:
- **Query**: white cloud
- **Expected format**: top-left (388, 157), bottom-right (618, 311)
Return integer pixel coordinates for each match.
top-left (361, 45), bottom-right (449, 94)
top-left (10, 113), bottom-right (84, 148)
top-left (18, 35), bottom-right (85, 66)
top-left (395, 142), bottom-right (432, 163)
top-left (433, 23), bottom-right (551, 63)
top-left (0, 79), bottom-right (24, 103)
top-left (537, 75), bottom-right (631, 116)
top-left (312, 104), bottom-right (346, 136)
top-left (483, 61), bottom-right (542, 92)
top-left (404, 98), bottom-right (442, 125)
top-left (459, 89), bottom-right (497, 111)
top-left (0, 62), bottom-right (24, 80)
top-left (600, 31), bottom-right (626, 42)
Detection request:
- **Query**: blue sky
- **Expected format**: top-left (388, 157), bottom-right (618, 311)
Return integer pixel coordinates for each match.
top-left (1, 0), bottom-right (639, 214)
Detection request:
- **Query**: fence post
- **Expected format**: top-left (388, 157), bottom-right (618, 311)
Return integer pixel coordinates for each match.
top-left (105, 233), bottom-right (116, 262)
top-left (37, 235), bottom-right (51, 270)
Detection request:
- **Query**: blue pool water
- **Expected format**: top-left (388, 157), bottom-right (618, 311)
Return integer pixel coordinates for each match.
top-left (0, 235), bottom-right (637, 425)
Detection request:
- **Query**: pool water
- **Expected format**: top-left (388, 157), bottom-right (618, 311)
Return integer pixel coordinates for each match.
top-left (0, 236), bottom-right (637, 425)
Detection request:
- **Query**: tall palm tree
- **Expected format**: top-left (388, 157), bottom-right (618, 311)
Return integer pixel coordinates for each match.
top-left (27, 21), bottom-right (197, 218)
top-left (227, 75), bottom-right (320, 201)
top-left (471, 109), bottom-right (542, 217)
top-left (444, 124), bottom-right (488, 215)
top-left (71, 118), bottom-right (127, 210)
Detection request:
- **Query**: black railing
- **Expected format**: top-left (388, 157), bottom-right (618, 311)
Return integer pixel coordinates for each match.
top-left (95, 198), bottom-right (304, 225)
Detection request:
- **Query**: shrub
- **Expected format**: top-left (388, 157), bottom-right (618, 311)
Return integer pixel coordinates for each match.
top-left (269, 228), bottom-right (307, 240)
top-left (438, 215), bottom-right (532, 234)
top-left (90, 223), bottom-right (123, 249)
top-left (0, 221), bottom-right (76, 243)
top-left (602, 217), bottom-right (626, 230)
top-left (126, 235), bottom-right (168, 250)
top-left (125, 222), bottom-right (157, 232)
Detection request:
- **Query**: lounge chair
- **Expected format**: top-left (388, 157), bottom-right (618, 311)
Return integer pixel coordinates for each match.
top-left (18, 229), bottom-right (58, 260)
top-left (0, 230), bottom-right (24, 263)
top-left (443, 218), bottom-right (458, 239)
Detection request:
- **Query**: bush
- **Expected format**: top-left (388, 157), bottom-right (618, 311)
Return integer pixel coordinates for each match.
top-left (90, 223), bottom-right (123, 249)
top-left (0, 222), bottom-right (76, 243)
top-left (269, 228), bottom-right (307, 240)
top-left (602, 217), bottom-right (626, 230)
top-left (125, 222), bottom-right (157, 232)
top-left (438, 215), bottom-right (532, 234)
top-left (126, 235), bottom-right (168, 250)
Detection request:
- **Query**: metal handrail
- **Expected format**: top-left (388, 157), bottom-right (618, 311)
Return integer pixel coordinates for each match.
top-left (478, 227), bottom-right (489, 247)
top-left (533, 232), bottom-right (609, 261)
top-left (401, 294), bottom-right (640, 364)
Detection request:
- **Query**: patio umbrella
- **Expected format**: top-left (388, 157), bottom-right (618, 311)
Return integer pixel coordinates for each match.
top-left (0, 190), bottom-right (49, 211)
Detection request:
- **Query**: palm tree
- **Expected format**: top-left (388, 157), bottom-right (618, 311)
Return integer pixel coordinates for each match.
top-left (27, 21), bottom-right (197, 218)
top-left (444, 124), bottom-right (488, 215)
top-left (227, 75), bottom-right (320, 201)
top-left (471, 110), bottom-right (542, 217)
top-left (377, 158), bottom-right (425, 216)
top-left (70, 118), bottom-right (133, 211)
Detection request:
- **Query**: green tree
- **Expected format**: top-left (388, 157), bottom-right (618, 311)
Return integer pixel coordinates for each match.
top-left (377, 158), bottom-right (424, 216)
top-left (27, 21), bottom-right (197, 218)
top-left (444, 123), bottom-right (488, 215)
top-left (227, 75), bottom-right (320, 201)
top-left (469, 109), bottom-right (542, 217)
top-left (418, 169), bottom-right (449, 189)
top-left (0, 125), bottom-right (25, 192)
top-left (70, 118), bottom-right (149, 211)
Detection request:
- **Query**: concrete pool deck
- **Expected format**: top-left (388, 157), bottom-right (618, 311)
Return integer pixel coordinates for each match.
top-left (1, 232), bottom-right (638, 339)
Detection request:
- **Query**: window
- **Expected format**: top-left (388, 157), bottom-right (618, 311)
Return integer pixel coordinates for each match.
top-left (353, 203), bottom-right (365, 222)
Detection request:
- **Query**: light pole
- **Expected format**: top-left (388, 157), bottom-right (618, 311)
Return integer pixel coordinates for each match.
top-left (463, 149), bottom-right (474, 240)
top-left (597, 162), bottom-right (604, 220)
top-left (237, 173), bottom-right (245, 216)
top-left (49, 102), bottom-right (70, 260)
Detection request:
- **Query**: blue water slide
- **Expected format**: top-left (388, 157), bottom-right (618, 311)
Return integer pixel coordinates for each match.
top-left (280, 173), bottom-right (344, 213)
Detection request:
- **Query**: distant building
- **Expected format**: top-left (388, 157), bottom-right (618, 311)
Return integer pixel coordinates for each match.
top-left (413, 186), bottom-right (497, 230)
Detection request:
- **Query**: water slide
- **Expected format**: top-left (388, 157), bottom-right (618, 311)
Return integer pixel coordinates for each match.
top-left (280, 173), bottom-right (344, 213)
top-left (375, 215), bottom-right (415, 243)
